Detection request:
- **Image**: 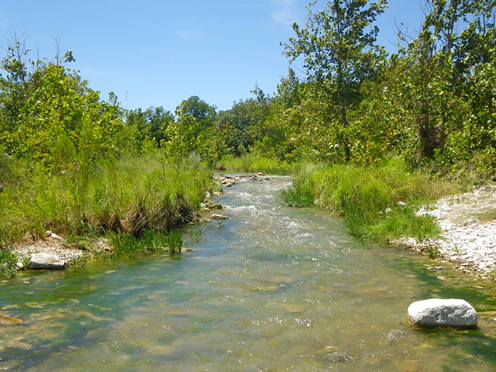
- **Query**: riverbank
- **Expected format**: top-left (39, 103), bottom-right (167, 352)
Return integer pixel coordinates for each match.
top-left (392, 184), bottom-right (496, 280)
top-left (0, 155), bottom-right (217, 276)
top-left (8, 170), bottom-right (496, 282)
top-left (8, 174), bottom-right (267, 271)
top-left (4, 174), bottom-right (496, 371)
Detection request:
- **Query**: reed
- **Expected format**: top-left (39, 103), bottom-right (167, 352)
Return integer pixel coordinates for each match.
top-left (0, 247), bottom-right (18, 278)
top-left (0, 153), bottom-right (212, 244)
top-left (107, 229), bottom-right (183, 263)
top-left (280, 157), bottom-right (456, 243)
top-left (0, 152), bottom-right (214, 276)
top-left (215, 154), bottom-right (296, 175)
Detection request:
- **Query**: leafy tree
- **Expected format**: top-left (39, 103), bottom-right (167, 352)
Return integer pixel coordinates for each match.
top-left (125, 106), bottom-right (174, 153)
top-left (0, 42), bottom-right (128, 172)
top-left (247, 85), bottom-right (290, 159)
top-left (179, 95), bottom-right (217, 135)
top-left (283, 0), bottom-right (387, 161)
top-left (163, 96), bottom-right (217, 162)
top-left (0, 34), bottom-right (31, 144)
top-left (216, 98), bottom-right (264, 156)
top-left (391, 0), bottom-right (496, 165)
top-left (147, 106), bottom-right (174, 145)
top-left (250, 74), bottom-right (305, 161)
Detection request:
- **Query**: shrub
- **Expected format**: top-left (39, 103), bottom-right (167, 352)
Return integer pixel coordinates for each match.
top-left (280, 157), bottom-right (452, 243)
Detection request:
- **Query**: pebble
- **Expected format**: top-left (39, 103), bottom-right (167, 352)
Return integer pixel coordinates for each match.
top-left (396, 185), bottom-right (496, 275)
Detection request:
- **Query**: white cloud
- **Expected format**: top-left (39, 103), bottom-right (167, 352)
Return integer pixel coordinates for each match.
top-left (175, 29), bottom-right (205, 41)
top-left (271, 0), bottom-right (297, 26)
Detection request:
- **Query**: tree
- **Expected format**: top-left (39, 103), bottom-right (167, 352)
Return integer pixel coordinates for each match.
top-left (215, 99), bottom-right (257, 155)
top-left (393, 0), bottom-right (496, 165)
top-left (0, 40), bottom-right (128, 171)
top-left (125, 106), bottom-right (174, 153)
top-left (0, 31), bottom-right (31, 143)
top-left (163, 96), bottom-right (217, 162)
top-left (178, 95), bottom-right (217, 136)
top-left (283, 0), bottom-right (387, 162)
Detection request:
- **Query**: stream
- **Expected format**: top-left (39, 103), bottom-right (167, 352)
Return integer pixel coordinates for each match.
top-left (1, 176), bottom-right (496, 371)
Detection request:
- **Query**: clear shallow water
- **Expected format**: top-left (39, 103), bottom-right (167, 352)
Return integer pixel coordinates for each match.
top-left (1, 176), bottom-right (496, 371)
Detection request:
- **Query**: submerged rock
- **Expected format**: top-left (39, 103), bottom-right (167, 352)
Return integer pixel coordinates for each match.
top-left (211, 214), bottom-right (228, 220)
top-left (28, 253), bottom-right (65, 270)
top-left (0, 312), bottom-right (23, 325)
top-left (408, 298), bottom-right (477, 329)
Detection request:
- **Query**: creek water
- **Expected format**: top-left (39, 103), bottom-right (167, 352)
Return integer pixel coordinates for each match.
top-left (1, 176), bottom-right (496, 371)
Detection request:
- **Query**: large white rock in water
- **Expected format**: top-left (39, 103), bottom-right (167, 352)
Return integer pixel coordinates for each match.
top-left (28, 253), bottom-right (65, 270)
top-left (408, 299), bottom-right (477, 328)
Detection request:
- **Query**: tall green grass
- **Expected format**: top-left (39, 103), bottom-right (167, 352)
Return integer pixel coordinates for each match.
top-left (215, 153), bottom-right (298, 175)
top-left (280, 158), bottom-right (459, 243)
top-left (0, 152), bottom-right (213, 246)
top-left (0, 248), bottom-right (18, 278)
top-left (107, 229), bottom-right (183, 262)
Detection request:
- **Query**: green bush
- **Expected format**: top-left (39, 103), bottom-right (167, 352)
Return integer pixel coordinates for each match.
top-left (280, 157), bottom-right (453, 243)
top-left (0, 152), bottom-right (213, 245)
top-left (0, 248), bottom-right (18, 278)
top-left (108, 229), bottom-right (183, 262)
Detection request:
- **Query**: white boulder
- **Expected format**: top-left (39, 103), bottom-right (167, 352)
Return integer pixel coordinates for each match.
top-left (28, 253), bottom-right (65, 270)
top-left (408, 299), bottom-right (477, 328)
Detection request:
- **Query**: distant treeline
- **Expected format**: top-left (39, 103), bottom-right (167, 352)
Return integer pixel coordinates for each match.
top-left (1, 1), bottom-right (495, 179)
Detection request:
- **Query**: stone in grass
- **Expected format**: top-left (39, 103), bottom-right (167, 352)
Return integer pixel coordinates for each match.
top-left (28, 253), bottom-right (65, 270)
top-left (408, 299), bottom-right (477, 329)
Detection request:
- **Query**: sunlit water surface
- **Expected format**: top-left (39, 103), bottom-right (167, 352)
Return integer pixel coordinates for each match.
top-left (1, 176), bottom-right (496, 371)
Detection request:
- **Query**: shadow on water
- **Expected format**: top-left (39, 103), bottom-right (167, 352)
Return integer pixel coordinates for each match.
top-left (392, 257), bottom-right (496, 309)
top-left (419, 328), bottom-right (496, 370)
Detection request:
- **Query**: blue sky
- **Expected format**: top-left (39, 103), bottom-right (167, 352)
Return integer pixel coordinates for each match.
top-left (0, 1), bottom-right (425, 113)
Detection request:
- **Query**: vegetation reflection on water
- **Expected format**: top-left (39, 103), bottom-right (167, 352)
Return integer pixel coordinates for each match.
top-left (1, 176), bottom-right (496, 371)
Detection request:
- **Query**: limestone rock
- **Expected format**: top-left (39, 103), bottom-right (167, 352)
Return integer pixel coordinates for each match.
top-left (46, 230), bottom-right (66, 241)
top-left (28, 253), bottom-right (65, 270)
top-left (408, 298), bottom-right (477, 329)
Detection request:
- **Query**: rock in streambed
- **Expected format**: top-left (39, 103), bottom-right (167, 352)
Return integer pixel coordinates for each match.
top-left (28, 253), bottom-right (65, 270)
top-left (408, 298), bottom-right (478, 329)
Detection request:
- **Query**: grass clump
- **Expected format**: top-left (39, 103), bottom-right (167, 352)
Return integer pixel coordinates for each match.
top-left (0, 153), bottom-right (212, 243)
top-left (107, 229), bottom-right (183, 262)
top-left (280, 157), bottom-right (456, 243)
top-left (0, 248), bottom-right (18, 278)
top-left (279, 180), bottom-right (315, 207)
top-left (215, 153), bottom-right (297, 175)
top-left (0, 152), bottom-right (214, 276)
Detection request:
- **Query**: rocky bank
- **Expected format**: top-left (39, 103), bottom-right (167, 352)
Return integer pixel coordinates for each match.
top-left (12, 177), bottom-right (496, 279)
top-left (394, 184), bottom-right (496, 279)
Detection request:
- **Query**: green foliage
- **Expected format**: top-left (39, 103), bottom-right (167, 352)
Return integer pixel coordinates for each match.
top-left (0, 247), bottom-right (18, 278)
top-left (215, 99), bottom-right (257, 155)
top-left (425, 243), bottom-right (440, 260)
top-left (108, 229), bottom-right (183, 262)
top-left (283, 0), bottom-right (387, 162)
top-left (125, 106), bottom-right (174, 153)
top-left (0, 58), bottom-right (124, 171)
top-left (0, 153), bottom-right (212, 245)
top-left (248, 0), bottom-right (496, 179)
top-left (281, 158), bottom-right (450, 242)
top-left (279, 182), bottom-right (314, 207)
top-left (376, 0), bottom-right (496, 168)
top-left (163, 96), bottom-right (219, 163)
top-left (215, 152), bottom-right (296, 175)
